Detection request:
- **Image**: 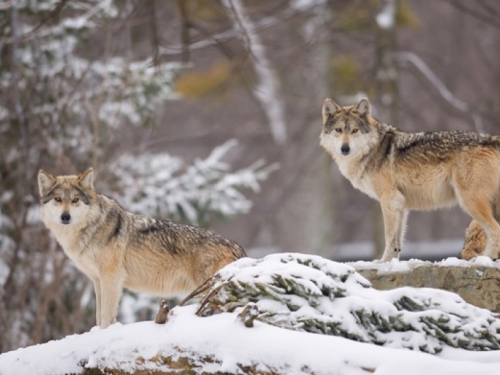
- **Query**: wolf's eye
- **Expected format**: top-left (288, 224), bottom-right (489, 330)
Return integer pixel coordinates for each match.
top-left (334, 128), bottom-right (342, 133)
top-left (54, 197), bottom-right (62, 203)
top-left (72, 197), bottom-right (79, 204)
top-left (352, 129), bottom-right (359, 134)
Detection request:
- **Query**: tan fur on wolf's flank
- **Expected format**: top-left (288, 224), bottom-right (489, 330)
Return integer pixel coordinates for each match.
top-left (320, 98), bottom-right (500, 262)
top-left (38, 168), bottom-right (246, 328)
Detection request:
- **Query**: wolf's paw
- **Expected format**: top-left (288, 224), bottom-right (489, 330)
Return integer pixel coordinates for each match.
top-left (374, 248), bottom-right (401, 263)
top-left (373, 258), bottom-right (392, 263)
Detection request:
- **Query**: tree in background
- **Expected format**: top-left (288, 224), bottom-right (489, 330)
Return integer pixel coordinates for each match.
top-left (0, 1), bottom-right (274, 352)
top-left (111, 139), bottom-right (277, 227)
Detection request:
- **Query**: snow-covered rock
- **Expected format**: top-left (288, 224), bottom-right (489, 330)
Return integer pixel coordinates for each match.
top-left (192, 253), bottom-right (500, 354)
top-left (2, 253), bottom-right (500, 375)
top-left (352, 257), bottom-right (500, 313)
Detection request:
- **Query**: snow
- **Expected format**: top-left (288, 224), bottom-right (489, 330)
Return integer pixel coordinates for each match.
top-left (2, 254), bottom-right (500, 374)
top-left (1, 304), bottom-right (500, 375)
top-left (350, 255), bottom-right (500, 274)
top-left (351, 257), bottom-right (429, 273)
top-left (8, 0), bottom-right (181, 149)
top-left (111, 139), bottom-right (277, 224)
top-left (202, 254), bottom-right (500, 354)
top-left (376, 0), bottom-right (396, 30)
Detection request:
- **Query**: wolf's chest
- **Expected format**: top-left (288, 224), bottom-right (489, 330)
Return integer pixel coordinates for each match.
top-left (51, 229), bottom-right (100, 277)
top-left (337, 160), bottom-right (378, 200)
top-left (64, 245), bottom-right (97, 271)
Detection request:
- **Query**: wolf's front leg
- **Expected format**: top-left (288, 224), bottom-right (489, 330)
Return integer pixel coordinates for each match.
top-left (91, 277), bottom-right (102, 327)
top-left (99, 273), bottom-right (124, 328)
top-left (397, 210), bottom-right (409, 252)
top-left (379, 192), bottom-right (406, 262)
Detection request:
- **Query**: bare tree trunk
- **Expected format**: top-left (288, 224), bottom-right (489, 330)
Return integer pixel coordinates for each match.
top-left (288, 2), bottom-right (334, 257)
top-left (372, 0), bottom-right (399, 259)
top-left (222, 0), bottom-right (287, 144)
top-left (268, 1), bottom-right (335, 256)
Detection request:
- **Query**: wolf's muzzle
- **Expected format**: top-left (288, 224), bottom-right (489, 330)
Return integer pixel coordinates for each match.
top-left (341, 144), bottom-right (350, 155)
top-left (61, 212), bottom-right (71, 225)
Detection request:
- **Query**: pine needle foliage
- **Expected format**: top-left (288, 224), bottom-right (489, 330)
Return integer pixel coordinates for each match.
top-left (182, 253), bottom-right (500, 354)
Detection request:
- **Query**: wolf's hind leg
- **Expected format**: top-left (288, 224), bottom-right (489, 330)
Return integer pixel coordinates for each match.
top-left (460, 198), bottom-right (500, 259)
top-left (455, 156), bottom-right (500, 259)
top-left (461, 220), bottom-right (486, 260)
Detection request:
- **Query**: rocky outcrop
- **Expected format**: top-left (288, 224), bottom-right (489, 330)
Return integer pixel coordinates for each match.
top-left (352, 259), bottom-right (500, 313)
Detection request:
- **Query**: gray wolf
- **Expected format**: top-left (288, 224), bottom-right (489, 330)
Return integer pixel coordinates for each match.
top-left (38, 168), bottom-right (246, 328)
top-left (320, 97), bottom-right (500, 262)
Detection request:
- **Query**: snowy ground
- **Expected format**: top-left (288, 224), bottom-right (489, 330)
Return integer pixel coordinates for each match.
top-left (349, 253), bottom-right (500, 273)
top-left (1, 304), bottom-right (500, 375)
top-left (2, 255), bottom-right (500, 375)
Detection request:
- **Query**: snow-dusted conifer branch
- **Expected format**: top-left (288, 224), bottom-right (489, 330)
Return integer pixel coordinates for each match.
top-left (1, 1), bottom-right (181, 144)
top-left (186, 253), bottom-right (500, 354)
top-left (110, 139), bottom-right (278, 226)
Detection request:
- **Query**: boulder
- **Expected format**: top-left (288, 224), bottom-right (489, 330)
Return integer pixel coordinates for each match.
top-left (352, 258), bottom-right (500, 313)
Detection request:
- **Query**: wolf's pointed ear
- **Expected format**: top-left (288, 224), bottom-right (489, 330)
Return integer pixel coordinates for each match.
top-left (322, 99), bottom-right (342, 124)
top-left (354, 98), bottom-right (371, 116)
top-left (38, 170), bottom-right (55, 197)
top-left (77, 168), bottom-right (94, 190)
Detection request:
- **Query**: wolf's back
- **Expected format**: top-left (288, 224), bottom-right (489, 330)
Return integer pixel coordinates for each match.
top-left (393, 130), bottom-right (500, 153)
top-left (88, 195), bottom-right (246, 261)
top-left (122, 213), bottom-right (246, 286)
top-left (128, 216), bottom-right (244, 257)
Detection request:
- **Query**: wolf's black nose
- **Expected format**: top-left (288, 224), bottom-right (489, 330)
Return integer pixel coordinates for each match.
top-left (61, 212), bottom-right (71, 224)
top-left (341, 144), bottom-right (350, 155)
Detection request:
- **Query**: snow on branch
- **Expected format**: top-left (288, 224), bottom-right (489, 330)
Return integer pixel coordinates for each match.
top-left (222, 0), bottom-right (287, 144)
top-left (376, 0), bottom-right (396, 30)
top-left (186, 253), bottom-right (500, 354)
top-left (1, 0), bottom-right (181, 155)
top-left (394, 51), bottom-right (484, 132)
top-left (110, 139), bottom-right (278, 226)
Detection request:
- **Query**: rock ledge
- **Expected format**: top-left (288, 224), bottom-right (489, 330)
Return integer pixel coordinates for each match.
top-left (351, 258), bottom-right (500, 312)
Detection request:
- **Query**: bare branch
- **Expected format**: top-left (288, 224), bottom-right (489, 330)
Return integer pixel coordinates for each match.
top-left (394, 51), bottom-right (484, 132)
top-left (441, 0), bottom-right (500, 29)
top-left (147, 0), bottom-right (161, 65)
top-left (175, 0), bottom-right (191, 64)
top-left (158, 3), bottom-right (320, 56)
top-left (0, 0), bottom-right (70, 47)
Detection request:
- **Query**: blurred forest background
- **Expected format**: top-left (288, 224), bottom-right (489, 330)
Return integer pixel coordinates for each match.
top-left (1, 0), bottom-right (500, 352)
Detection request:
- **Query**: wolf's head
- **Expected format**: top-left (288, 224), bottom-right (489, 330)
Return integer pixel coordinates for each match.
top-left (38, 168), bottom-right (96, 227)
top-left (320, 98), bottom-right (375, 158)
